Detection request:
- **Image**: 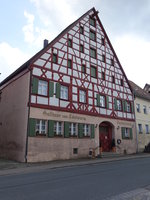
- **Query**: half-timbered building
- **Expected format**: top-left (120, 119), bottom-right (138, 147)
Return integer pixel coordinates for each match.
top-left (0, 7), bottom-right (137, 162)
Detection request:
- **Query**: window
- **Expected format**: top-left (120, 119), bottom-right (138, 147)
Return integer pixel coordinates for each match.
top-left (69, 123), bottom-right (77, 136)
top-left (52, 53), bottom-right (57, 63)
top-left (91, 66), bottom-right (97, 78)
top-left (124, 128), bottom-right (130, 138)
top-left (102, 54), bottom-right (105, 62)
top-left (80, 26), bottom-right (84, 34)
top-left (35, 120), bottom-right (47, 135)
top-left (100, 95), bottom-right (106, 108)
top-left (68, 39), bottom-right (72, 47)
top-left (81, 64), bottom-right (86, 73)
top-left (126, 102), bottom-right (131, 112)
top-left (121, 79), bottom-right (124, 86)
top-left (54, 121), bottom-right (63, 136)
top-left (90, 48), bottom-right (96, 58)
top-left (114, 99), bottom-right (122, 111)
top-left (80, 44), bottom-right (84, 53)
top-left (101, 37), bottom-right (105, 45)
top-left (122, 127), bottom-right (133, 139)
top-left (90, 30), bottom-right (96, 41)
top-left (60, 85), bottom-right (68, 100)
top-left (112, 75), bottom-right (115, 83)
top-left (38, 80), bottom-right (48, 96)
top-left (90, 17), bottom-right (96, 27)
top-left (138, 124), bottom-right (143, 133)
top-left (102, 72), bottom-right (105, 80)
top-left (83, 124), bottom-right (90, 136)
top-left (143, 105), bottom-right (147, 114)
top-left (111, 58), bottom-right (114, 66)
top-left (136, 104), bottom-right (140, 112)
top-left (79, 90), bottom-right (86, 103)
top-left (146, 124), bottom-right (149, 134)
top-left (68, 59), bottom-right (72, 68)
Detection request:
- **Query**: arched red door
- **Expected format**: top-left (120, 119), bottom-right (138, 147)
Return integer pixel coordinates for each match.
top-left (99, 122), bottom-right (113, 152)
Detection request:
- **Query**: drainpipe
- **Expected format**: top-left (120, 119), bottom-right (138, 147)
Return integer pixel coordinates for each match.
top-left (133, 95), bottom-right (139, 153)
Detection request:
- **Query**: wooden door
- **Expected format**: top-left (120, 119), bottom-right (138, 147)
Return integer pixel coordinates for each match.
top-left (99, 124), bottom-right (112, 152)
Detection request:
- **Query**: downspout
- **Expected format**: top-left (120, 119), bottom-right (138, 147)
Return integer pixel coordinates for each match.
top-left (133, 94), bottom-right (139, 153)
top-left (25, 68), bottom-right (32, 163)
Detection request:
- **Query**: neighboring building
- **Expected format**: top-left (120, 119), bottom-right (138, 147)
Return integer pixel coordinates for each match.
top-left (0, 7), bottom-right (136, 162)
top-left (130, 81), bottom-right (150, 152)
top-left (144, 83), bottom-right (150, 94)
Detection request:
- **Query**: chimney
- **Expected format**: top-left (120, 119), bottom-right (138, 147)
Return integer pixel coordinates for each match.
top-left (43, 39), bottom-right (48, 48)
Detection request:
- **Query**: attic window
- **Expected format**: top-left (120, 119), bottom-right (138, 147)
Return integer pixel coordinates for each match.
top-left (90, 16), bottom-right (96, 27)
top-left (111, 58), bottom-right (114, 66)
top-left (52, 53), bottom-right (57, 64)
top-left (121, 79), bottom-right (124, 86)
top-left (101, 37), bottom-right (105, 46)
top-left (102, 54), bottom-right (106, 62)
top-left (68, 39), bottom-right (72, 48)
top-left (80, 26), bottom-right (84, 34)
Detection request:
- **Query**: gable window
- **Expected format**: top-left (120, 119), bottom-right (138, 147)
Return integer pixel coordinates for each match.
top-left (90, 30), bottom-right (96, 41)
top-left (91, 66), bottom-right (97, 78)
top-left (111, 58), bottom-right (114, 66)
top-left (143, 105), bottom-right (147, 114)
top-left (121, 79), bottom-right (124, 86)
top-left (79, 90), bottom-right (86, 103)
top-left (68, 39), bottom-right (72, 48)
top-left (35, 120), bottom-right (47, 135)
top-left (101, 37), bottom-right (105, 46)
top-left (38, 80), bottom-right (48, 96)
top-left (80, 44), bottom-right (84, 53)
top-left (54, 121), bottom-right (63, 136)
top-left (69, 123), bottom-right (77, 136)
top-left (102, 72), bottom-right (105, 80)
top-left (80, 26), bottom-right (84, 34)
top-left (112, 75), bottom-right (115, 83)
top-left (83, 124), bottom-right (90, 136)
top-left (146, 125), bottom-right (149, 134)
top-left (102, 54), bottom-right (106, 62)
top-left (81, 64), bottom-right (86, 73)
top-left (90, 48), bottom-right (96, 59)
top-left (136, 103), bottom-right (140, 112)
top-left (68, 59), bottom-right (72, 68)
top-left (52, 53), bottom-right (57, 63)
top-left (60, 85), bottom-right (68, 100)
top-left (90, 17), bottom-right (96, 27)
top-left (138, 124), bottom-right (143, 134)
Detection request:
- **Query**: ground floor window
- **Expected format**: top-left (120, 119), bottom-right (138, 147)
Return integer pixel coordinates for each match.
top-left (69, 123), bottom-right (77, 136)
top-left (35, 120), bottom-right (47, 135)
top-left (83, 124), bottom-right (90, 136)
top-left (121, 127), bottom-right (132, 139)
top-left (54, 121), bottom-right (63, 136)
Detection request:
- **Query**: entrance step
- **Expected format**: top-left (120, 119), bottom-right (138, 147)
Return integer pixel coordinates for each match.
top-left (97, 152), bottom-right (121, 159)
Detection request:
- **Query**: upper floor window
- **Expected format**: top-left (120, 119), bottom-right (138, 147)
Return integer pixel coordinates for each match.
top-left (126, 102), bottom-right (131, 112)
top-left (136, 103), bottom-right (140, 112)
top-left (143, 105), bottom-right (147, 114)
top-left (102, 72), bottom-right (105, 80)
top-left (146, 124), bottom-right (149, 134)
top-left (80, 26), bottom-right (84, 34)
top-left (60, 85), bottom-right (68, 100)
top-left (90, 17), bottom-right (96, 27)
top-left (102, 54), bottom-right (106, 62)
top-left (54, 121), bottom-right (63, 136)
top-left (52, 53), bottom-right (57, 63)
top-left (91, 66), bottom-right (97, 78)
top-left (111, 58), bottom-right (114, 66)
top-left (112, 75), bottom-right (115, 84)
top-left (68, 39), bottom-right (72, 48)
top-left (83, 124), bottom-right (90, 136)
top-left (81, 64), bottom-right (86, 73)
top-left (38, 80), bottom-right (48, 96)
top-left (100, 95), bottom-right (106, 108)
top-left (90, 30), bottom-right (96, 41)
top-left (69, 123), bottom-right (77, 136)
top-left (114, 99), bottom-right (122, 111)
top-left (80, 44), bottom-right (84, 53)
top-left (35, 120), bottom-right (47, 135)
top-left (68, 59), bottom-right (72, 68)
top-left (101, 37), bottom-right (105, 46)
top-left (79, 90), bottom-right (86, 103)
top-left (121, 79), bottom-right (124, 86)
top-left (90, 48), bottom-right (96, 59)
top-left (138, 124), bottom-right (143, 134)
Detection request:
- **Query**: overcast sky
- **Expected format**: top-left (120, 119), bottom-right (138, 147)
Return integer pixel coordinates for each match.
top-left (0, 0), bottom-right (150, 88)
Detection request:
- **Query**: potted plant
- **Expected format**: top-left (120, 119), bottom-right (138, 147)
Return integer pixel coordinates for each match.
top-left (111, 138), bottom-right (116, 152)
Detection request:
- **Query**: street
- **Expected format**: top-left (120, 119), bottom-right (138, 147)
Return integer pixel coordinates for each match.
top-left (0, 157), bottom-right (150, 200)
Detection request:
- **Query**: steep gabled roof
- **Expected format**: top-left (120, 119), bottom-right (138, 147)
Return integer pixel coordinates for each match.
top-left (129, 80), bottom-right (150, 101)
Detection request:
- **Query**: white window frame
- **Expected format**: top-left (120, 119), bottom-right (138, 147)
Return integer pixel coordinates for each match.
top-left (35, 120), bottom-right (47, 135)
top-left (54, 121), bottom-right (63, 136)
top-left (126, 102), bottom-right (131, 112)
top-left (138, 124), bottom-right (143, 133)
top-left (100, 95), bottom-right (105, 108)
top-left (124, 128), bottom-right (129, 138)
top-left (79, 90), bottom-right (86, 103)
top-left (60, 85), bottom-right (68, 100)
top-left (83, 124), bottom-right (90, 136)
top-left (38, 80), bottom-right (48, 96)
top-left (136, 104), bottom-right (140, 112)
top-left (69, 123), bottom-right (77, 136)
top-left (143, 105), bottom-right (147, 114)
top-left (117, 100), bottom-right (122, 111)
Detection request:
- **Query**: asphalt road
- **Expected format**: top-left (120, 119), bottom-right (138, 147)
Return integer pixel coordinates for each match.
top-left (1, 157), bottom-right (150, 200)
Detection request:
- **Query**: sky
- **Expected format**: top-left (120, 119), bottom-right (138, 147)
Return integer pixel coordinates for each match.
top-left (0, 0), bottom-right (150, 88)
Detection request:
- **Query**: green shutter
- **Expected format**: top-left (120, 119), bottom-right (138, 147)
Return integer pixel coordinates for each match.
top-left (106, 96), bottom-right (109, 109)
top-left (131, 102), bottom-right (134, 113)
top-left (56, 83), bottom-right (60, 98)
top-left (96, 94), bottom-right (100, 106)
top-left (121, 127), bottom-right (125, 139)
top-left (48, 120), bottom-right (54, 137)
top-left (28, 118), bottom-right (36, 137)
top-left (122, 100), bottom-right (126, 112)
top-left (49, 81), bottom-right (54, 97)
top-left (78, 123), bottom-right (84, 138)
top-left (64, 122), bottom-right (70, 138)
top-left (91, 124), bottom-right (95, 138)
top-left (32, 77), bottom-right (38, 94)
top-left (114, 98), bottom-right (117, 110)
top-left (129, 128), bottom-right (133, 139)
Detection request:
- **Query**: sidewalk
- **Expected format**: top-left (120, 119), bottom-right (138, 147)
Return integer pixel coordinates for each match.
top-left (0, 152), bottom-right (150, 176)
